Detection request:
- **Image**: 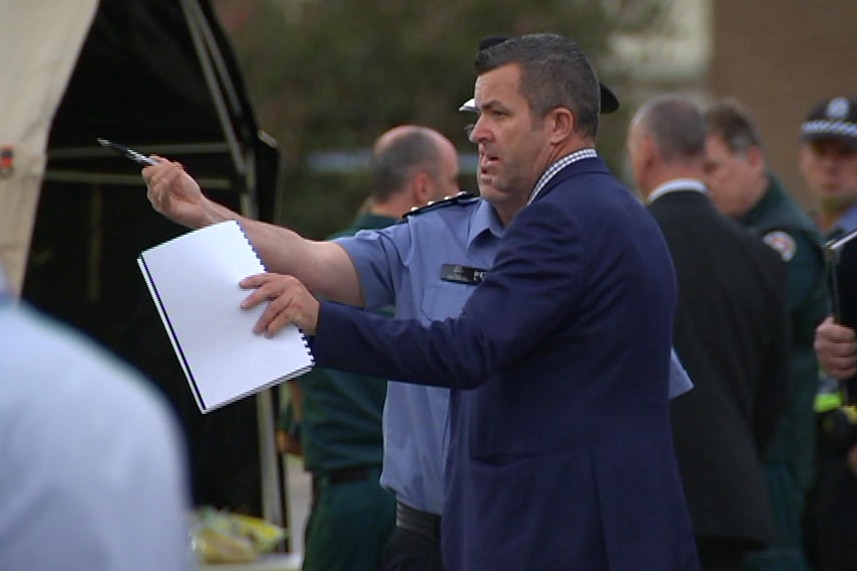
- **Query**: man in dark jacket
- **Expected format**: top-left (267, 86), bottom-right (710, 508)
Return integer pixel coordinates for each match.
top-left (628, 93), bottom-right (791, 571)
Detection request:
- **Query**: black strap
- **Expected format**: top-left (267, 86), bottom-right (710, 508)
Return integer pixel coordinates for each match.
top-left (396, 502), bottom-right (441, 541)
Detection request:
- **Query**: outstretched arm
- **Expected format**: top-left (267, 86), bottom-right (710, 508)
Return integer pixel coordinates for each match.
top-left (142, 159), bottom-right (362, 306)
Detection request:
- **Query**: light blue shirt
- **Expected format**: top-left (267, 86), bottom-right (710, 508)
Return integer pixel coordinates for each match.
top-left (338, 196), bottom-right (693, 515)
top-left (0, 274), bottom-right (192, 571)
top-left (830, 202), bottom-right (857, 236)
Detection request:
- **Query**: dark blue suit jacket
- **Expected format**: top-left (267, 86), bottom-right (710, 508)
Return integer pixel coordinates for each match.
top-left (313, 157), bottom-right (699, 571)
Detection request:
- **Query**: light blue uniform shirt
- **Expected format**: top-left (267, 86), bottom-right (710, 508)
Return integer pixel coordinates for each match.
top-left (338, 196), bottom-right (693, 516)
top-left (830, 202), bottom-right (857, 236)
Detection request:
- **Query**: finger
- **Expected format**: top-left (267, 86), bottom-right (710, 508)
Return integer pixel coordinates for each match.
top-left (834, 366), bottom-right (857, 380)
top-left (265, 305), bottom-right (297, 338)
top-left (239, 273), bottom-right (273, 290)
top-left (817, 318), bottom-right (856, 342)
top-left (241, 280), bottom-right (280, 312)
top-left (827, 353), bottom-right (857, 368)
top-left (255, 293), bottom-right (293, 335)
top-left (820, 354), bottom-right (857, 377)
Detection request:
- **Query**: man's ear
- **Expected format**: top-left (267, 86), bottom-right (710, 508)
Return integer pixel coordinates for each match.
top-left (412, 171), bottom-right (431, 205)
top-left (746, 146), bottom-right (765, 172)
top-left (634, 133), bottom-right (655, 168)
top-left (547, 108), bottom-right (575, 144)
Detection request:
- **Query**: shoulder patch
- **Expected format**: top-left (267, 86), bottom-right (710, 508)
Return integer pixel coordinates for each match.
top-left (403, 191), bottom-right (478, 219)
top-left (762, 230), bottom-right (796, 262)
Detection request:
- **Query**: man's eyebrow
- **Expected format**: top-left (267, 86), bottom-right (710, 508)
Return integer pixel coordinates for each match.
top-left (479, 100), bottom-right (509, 113)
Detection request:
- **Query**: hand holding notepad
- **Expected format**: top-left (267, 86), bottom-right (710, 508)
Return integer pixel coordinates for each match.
top-left (137, 221), bottom-right (314, 413)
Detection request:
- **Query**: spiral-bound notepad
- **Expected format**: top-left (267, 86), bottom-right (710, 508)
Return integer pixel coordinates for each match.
top-left (137, 221), bottom-right (314, 413)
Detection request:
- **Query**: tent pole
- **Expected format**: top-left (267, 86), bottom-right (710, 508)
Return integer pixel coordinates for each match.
top-left (179, 0), bottom-right (286, 533)
top-left (179, 0), bottom-right (245, 176)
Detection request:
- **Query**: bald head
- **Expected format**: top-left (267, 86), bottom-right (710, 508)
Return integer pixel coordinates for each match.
top-left (370, 126), bottom-right (459, 205)
top-left (627, 94), bottom-right (707, 196)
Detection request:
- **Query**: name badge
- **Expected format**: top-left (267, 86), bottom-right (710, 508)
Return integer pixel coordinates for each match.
top-left (440, 264), bottom-right (487, 285)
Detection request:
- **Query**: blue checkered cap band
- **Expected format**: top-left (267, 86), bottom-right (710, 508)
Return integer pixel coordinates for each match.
top-left (802, 119), bottom-right (857, 139)
top-left (802, 96), bottom-right (857, 146)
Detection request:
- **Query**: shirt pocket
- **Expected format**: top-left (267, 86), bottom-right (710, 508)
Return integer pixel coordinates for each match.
top-left (419, 280), bottom-right (477, 321)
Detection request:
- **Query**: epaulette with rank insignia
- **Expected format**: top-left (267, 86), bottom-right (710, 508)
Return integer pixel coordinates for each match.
top-left (403, 191), bottom-right (478, 219)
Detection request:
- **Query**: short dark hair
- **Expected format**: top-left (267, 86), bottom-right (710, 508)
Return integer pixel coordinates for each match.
top-left (638, 94), bottom-right (707, 162)
top-left (370, 130), bottom-right (441, 202)
top-left (474, 33), bottom-right (600, 138)
top-left (705, 100), bottom-right (764, 154)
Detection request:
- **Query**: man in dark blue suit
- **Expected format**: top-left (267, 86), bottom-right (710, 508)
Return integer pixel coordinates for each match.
top-left (241, 33), bottom-right (698, 571)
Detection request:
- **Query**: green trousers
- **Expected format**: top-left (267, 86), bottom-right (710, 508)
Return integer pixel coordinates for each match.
top-left (742, 463), bottom-right (810, 571)
top-left (302, 467), bottom-right (396, 571)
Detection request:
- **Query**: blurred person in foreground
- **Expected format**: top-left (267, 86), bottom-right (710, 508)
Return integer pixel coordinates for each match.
top-left (800, 96), bottom-right (857, 571)
top-left (229, 33), bottom-right (698, 571)
top-left (0, 265), bottom-right (192, 571)
top-left (628, 93), bottom-right (790, 571)
top-left (277, 125), bottom-right (460, 571)
top-left (704, 99), bottom-right (827, 571)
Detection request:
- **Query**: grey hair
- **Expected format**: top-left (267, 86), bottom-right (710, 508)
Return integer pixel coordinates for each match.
top-left (636, 94), bottom-right (707, 162)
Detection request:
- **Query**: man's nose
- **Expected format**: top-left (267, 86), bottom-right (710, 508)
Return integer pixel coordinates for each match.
top-left (469, 115), bottom-right (491, 144)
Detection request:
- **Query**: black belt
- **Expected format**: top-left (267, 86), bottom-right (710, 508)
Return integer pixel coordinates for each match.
top-left (319, 465), bottom-right (376, 485)
top-left (396, 501), bottom-right (441, 541)
top-left (311, 465), bottom-right (378, 502)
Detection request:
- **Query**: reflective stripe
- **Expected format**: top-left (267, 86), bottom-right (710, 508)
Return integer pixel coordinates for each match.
top-left (815, 392), bottom-right (843, 413)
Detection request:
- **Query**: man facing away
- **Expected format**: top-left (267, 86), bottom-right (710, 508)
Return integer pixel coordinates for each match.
top-left (235, 33), bottom-right (698, 571)
top-left (703, 99), bottom-right (827, 571)
top-left (284, 125), bottom-right (460, 571)
top-left (627, 93), bottom-right (790, 571)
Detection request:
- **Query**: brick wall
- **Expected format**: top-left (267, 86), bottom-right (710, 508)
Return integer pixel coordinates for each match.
top-left (709, 0), bottom-right (856, 208)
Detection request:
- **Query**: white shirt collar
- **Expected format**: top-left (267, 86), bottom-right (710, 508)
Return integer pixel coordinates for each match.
top-left (646, 178), bottom-right (707, 205)
top-left (528, 148), bottom-right (598, 204)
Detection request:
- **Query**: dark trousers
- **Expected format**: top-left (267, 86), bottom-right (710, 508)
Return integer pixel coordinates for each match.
top-left (803, 457), bottom-right (857, 571)
top-left (742, 463), bottom-right (810, 571)
top-left (382, 526), bottom-right (444, 571)
top-left (697, 537), bottom-right (757, 571)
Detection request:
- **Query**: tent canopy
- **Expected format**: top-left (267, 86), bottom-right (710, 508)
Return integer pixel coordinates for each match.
top-left (1, 0), bottom-right (287, 532)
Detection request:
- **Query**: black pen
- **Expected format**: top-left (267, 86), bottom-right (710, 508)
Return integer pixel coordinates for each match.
top-left (97, 138), bottom-right (158, 166)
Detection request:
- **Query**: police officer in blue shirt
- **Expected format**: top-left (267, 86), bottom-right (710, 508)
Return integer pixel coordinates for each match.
top-left (800, 96), bottom-right (857, 571)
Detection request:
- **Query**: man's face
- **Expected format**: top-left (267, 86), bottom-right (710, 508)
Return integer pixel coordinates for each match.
top-left (703, 134), bottom-right (762, 217)
top-left (799, 138), bottom-right (857, 214)
top-left (470, 64), bottom-right (550, 208)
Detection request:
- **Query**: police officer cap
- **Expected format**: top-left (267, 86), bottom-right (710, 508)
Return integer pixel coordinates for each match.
top-left (459, 35), bottom-right (620, 115)
top-left (801, 96), bottom-right (857, 149)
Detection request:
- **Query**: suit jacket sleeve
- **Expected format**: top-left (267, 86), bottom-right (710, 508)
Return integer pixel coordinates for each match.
top-left (311, 199), bottom-right (585, 389)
